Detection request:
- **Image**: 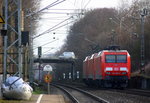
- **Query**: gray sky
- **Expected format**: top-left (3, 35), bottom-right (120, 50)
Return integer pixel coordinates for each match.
top-left (33, 0), bottom-right (121, 55)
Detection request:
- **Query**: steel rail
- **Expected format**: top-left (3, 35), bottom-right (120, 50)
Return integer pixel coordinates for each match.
top-left (52, 84), bottom-right (80, 103)
top-left (58, 82), bottom-right (150, 97)
top-left (52, 83), bottom-right (109, 103)
top-left (120, 89), bottom-right (150, 97)
top-left (105, 88), bottom-right (150, 97)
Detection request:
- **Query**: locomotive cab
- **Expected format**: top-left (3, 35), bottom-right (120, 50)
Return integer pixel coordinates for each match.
top-left (102, 50), bottom-right (131, 88)
top-left (82, 47), bottom-right (131, 88)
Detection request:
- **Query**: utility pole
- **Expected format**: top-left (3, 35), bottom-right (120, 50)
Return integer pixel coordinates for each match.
top-left (18, 0), bottom-right (22, 77)
top-left (29, 23), bottom-right (34, 84)
top-left (3, 0), bottom-right (23, 82)
top-left (140, 8), bottom-right (148, 89)
top-left (3, 0), bottom-right (8, 82)
top-left (109, 18), bottom-right (117, 45)
top-left (111, 29), bottom-right (116, 45)
top-left (140, 8), bottom-right (148, 72)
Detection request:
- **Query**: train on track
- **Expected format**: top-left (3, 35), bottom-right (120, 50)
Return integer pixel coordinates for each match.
top-left (83, 46), bottom-right (131, 88)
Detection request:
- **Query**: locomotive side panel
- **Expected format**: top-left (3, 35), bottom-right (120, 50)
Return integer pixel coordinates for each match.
top-left (83, 56), bottom-right (90, 79)
top-left (88, 58), bottom-right (93, 79)
top-left (102, 52), bottom-right (107, 79)
top-left (92, 53), bottom-right (98, 80)
top-left (95, 53), bottom-right (103, 80)
top-left (83, 60), bottom-right (86, 79)
top-left (127, 53), bottom-right (131, 79)
top-left (83, 56), bottom-right (91, 85)
top-left (88, 54), bottom-right (97, 80)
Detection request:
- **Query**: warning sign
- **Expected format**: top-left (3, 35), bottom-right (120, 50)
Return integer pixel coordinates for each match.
top-left (0, 15), bottom-right (5, 23)
top-left (44, 74), bottom-right (52, 83)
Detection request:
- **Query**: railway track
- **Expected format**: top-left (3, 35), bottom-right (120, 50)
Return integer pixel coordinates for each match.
top-left (52, 84), bottom-right (79, 103)
top-left (114, 88), bottom-right (150, 97)
top-left (52, 82), bottom-right (150, 103)
top-left (58, 82), bottom-right (150, 97)
top-left (52, 83), bottom-right (109, 103)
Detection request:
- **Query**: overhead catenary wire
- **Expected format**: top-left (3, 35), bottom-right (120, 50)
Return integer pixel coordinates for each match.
top-left (43, 47), bottom-right (58, 54)
top-left (33, 16), bottom-right (74, 39)
top-left (33, 17), bottom-right (72, 39)
top-left (39, 16), bottom-right (69, 19)
top-left (38, 18), bottom-right (68, 20)
top-left (26, 0), bottom-right (66, 17)
top-left (81, 0), bottom-right (84, 9)
top-left (33, 20), bottom-right (75, 39)
top-left (33, 0), bottom-right (87, 49)
top-left (27, 0), bottom-right (61, 17)
top-left (41, 12), bottom-right (84, 14)
top-left (33, 38), bottom-right (59, 50)
top-left (33, 0), bottom-right (91, 55)
top-left (83, 0), bottom-right (92, 9)
top-left (50, 20), bottom-right (74, 31)
top-left (46, 8), bottom-right (84, 11)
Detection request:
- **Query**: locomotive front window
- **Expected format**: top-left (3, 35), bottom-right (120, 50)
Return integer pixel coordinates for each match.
top-left (117, 55), bottom-right (127, 63)
top-left (106, 54), bottom-right (127, 63)
top-left (106, 55), bottom-right (116, 63)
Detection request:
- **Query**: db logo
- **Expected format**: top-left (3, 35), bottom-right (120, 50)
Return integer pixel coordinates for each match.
top-left (114, 68), bottom-right (119, 71)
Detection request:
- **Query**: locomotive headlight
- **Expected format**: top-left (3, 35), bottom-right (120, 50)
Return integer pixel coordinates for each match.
top-left (105, 67), bottom-right (113, 71)
top-left (120, 67), bottom-right (128, 72)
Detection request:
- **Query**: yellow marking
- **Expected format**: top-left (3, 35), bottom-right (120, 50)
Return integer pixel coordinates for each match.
top-left (0, 15), bottom-right (5, 23)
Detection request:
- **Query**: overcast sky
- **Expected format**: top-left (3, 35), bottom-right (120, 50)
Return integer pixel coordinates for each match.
top-left (33, 0), bottom-right (121, 55)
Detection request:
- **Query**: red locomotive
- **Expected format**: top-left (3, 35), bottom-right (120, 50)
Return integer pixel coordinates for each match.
top-left (83, 46), bottom-right (131, 88)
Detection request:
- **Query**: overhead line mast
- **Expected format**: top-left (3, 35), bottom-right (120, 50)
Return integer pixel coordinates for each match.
top-left (140, 8), bottom-right (148, 72)
top-left (3, 0), bottom-right (22, 81)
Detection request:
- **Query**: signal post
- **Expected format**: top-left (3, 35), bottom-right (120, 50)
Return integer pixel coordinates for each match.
top-left (43, 65), bottom-right (53, 94)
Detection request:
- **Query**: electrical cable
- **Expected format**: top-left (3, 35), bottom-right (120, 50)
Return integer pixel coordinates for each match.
top-left (41, 12), bottom-right (84, 14)
top-left (26, 0), bottom-right (58, 17)
top-left (49, 20), bottom-right (74, 31)
top-left (33, 39), bottom-right (59, 50)
top-left (43, 48), bottom-right (58, 54)
top-left (81, 0), bottom-right (84, 9)
top-left (83, 0), bottom-right (91, 9)
top-left (39, 16), bottom-right (69, 19)
top-left (46, 9), bottom-right (82, 11)
top-left (33, 20), bottom-right (74, 39)
top-left (33, 16), bottom-right (73, 39)
top-left (26, 0), bottom-right (66, 17)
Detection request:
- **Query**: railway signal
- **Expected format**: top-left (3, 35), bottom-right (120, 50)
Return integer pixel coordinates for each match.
top-left (38, 46), bottom-right (42, 57)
